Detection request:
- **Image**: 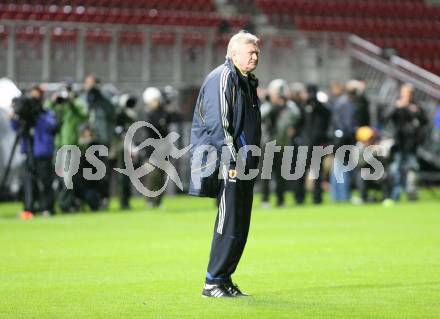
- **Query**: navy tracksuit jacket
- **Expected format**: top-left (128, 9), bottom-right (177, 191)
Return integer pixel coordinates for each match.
top-left (189, 58), bottom-right (261, 283)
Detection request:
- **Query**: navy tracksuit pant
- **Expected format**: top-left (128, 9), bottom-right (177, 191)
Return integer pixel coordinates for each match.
top-left (206, 165), bottom-right (255, 284)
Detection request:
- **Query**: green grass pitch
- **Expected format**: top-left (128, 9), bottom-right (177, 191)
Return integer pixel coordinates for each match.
top-left (1, 193), bottom-right (439, 318)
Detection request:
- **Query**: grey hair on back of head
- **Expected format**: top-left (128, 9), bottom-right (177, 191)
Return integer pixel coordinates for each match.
top-left (226, 30), bottom-right (259, 59)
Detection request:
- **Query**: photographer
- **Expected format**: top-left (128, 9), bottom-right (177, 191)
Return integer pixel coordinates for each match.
top-left (47, 83), bottom-right (88, 150)
top-left (329, 80), bottom-right (359, 202)
top-left (137, 87), bottom-right (172, 208)
top-left (386, 83), bottom-right (428, 201)
top-left (83, 75), bottom-right (116, 209)
top-left (114, 93), bottom-right (138, 209)
top-left (260, 79), bottom-right (301, 207)
top-left (295, 84), bottom-right (331, 205)
top-left (46, 83), bottom-right (88, 212)
top-left (11, 86), bottom-right (57, 218)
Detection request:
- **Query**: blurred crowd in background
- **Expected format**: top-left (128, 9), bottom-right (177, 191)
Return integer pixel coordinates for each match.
top-left (259, 79), bottom-right (432, 208)
top-left (0, 75), bottom-right (181, 217)
top-left (0, 75), bottom-right (439, 218)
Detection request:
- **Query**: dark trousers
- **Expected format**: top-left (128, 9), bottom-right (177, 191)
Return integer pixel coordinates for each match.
top-left (144, 161), bottom-right (166, 207)
top-left (261, 151), bottom-right (285, 205)
top-left (23, 156), bottom-right (54, 214)
top-left (294, 149), bottom-right (324, 204)
top-left (74, 151), bottom-right (102, 211)
top-left (100, 156), bottom-right (111, 200)
top-left (120, 174), bottom-right (131, 208)
top-left (356, 167), bottom-right (390, 202)
top-left (206, 167), bottom-right (255, 284)
top-left (116, 151), bottom-right (131, 209)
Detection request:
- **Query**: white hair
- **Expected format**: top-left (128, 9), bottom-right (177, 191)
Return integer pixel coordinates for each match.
top-left (226, 31), bottom-right (259, 59)
top-left (290, 82), bottom-right (306, 96)
top-left (142, 87), bottom-right (162, 105)
top-left (268, 79), bottom-right (288, 97)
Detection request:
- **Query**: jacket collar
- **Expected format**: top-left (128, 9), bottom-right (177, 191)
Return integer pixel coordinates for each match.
top-left (224, 58), bottom-right (239, 84)
top-left (224, 58), bottom-right (259, 88)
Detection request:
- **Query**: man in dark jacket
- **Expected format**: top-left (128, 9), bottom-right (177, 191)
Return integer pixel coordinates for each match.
top-left (386, 83), bottom-right (428, 201)
top-left (260, 79), bottom-right (301, 207)
top-left (138, 87), bottom-right (172, 208)
top-left (354, 80), bottom-right (370, 127)
top-left (83, 75), bottom-right (115, 208)
top-left (114, 93), bottom-right (137, 210)
top-left (189, 31), bottom-right (261, 298)
top-left (294, 84), bottom-right (331, 204)
top-left (11, 86), bottom-right (57, 218)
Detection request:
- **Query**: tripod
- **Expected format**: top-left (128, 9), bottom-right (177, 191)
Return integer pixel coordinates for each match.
top-left (0, 122), bottom-right (36, 207)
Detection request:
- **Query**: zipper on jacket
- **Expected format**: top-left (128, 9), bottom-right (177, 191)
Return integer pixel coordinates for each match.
top-left (198, 94), bottom-right (205, 125)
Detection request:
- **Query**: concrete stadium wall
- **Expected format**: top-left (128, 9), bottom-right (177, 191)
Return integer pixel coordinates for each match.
top-left (0, 21), bottom-right (351, 93)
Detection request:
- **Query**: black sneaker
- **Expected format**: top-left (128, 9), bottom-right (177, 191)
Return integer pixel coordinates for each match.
top-left (202, 283), bottom-right (232, 298)
top-left (224, 280), bottom-right (249, 297)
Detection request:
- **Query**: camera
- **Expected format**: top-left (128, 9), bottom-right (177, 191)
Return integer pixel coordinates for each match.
top-left (114, 93), bottom-right (138, 137)
top-left (119, 93), bottom-right (137, 109)
top-left (53, 85), bottom-right (74, 105)
top-left (161, 85), bottom-right (177, 106)
top-left (12, 96), bottom-right (42, 126)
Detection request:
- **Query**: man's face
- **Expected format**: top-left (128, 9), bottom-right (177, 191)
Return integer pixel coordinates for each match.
top-left (269, 92), bottom-right (285, 106)
top-left (400, 85), bottom-right (413, 102)
top-left (148, 99), bottom-right (161, 110)
top-left (330, 81), bottom-right (343, 97)
top-left (232, 41), bottom-right (259, 74)
top-left (30, 88), bottom-right (42, 100)
top-left (299, 90), bottom-right (308, 102)
top-left (84, 76), bottom-right (96, 91)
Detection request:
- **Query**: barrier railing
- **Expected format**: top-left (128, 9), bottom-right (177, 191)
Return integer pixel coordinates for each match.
top-left (349, 34), bottom-right (440, 100)
top-left (349, 34), bottom-right (440, 169)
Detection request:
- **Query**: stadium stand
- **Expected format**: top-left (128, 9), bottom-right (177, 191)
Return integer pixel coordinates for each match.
top-left (255, 0), bottom-right (440, 75)
top-left (0, 2), bottom-right (247, 28)
top-left (2, 1), bottom-right (439, 74)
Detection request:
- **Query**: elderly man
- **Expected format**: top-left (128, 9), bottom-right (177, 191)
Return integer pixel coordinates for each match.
top-left (189, 31), bottom-right (261, 297)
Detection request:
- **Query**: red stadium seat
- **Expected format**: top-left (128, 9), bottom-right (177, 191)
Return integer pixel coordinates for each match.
top-left (151, 31), bottom-right (175, 45)
top-left (85, 29), bottom-right (111, 43)
top-left (183, 32), bottom-right (207, 46)
top-left (119, 31), bottom-right (143, 44)
top-left (0, 26), bottom-right (8, 40)
top-left (3, 0), bottom-right (439, 74)
top-left (52, 28), bottom-right (78, 42)
top-left (271, 36), bottom-right (293, 48)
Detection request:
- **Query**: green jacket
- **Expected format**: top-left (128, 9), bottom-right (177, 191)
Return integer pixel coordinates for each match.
top-left (47, 98), bottom-right (88, 149)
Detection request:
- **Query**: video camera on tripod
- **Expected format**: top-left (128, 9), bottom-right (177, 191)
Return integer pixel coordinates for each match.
top-left (0, 84), bottom-right (44, 200)
top-left (12, 95), bottom-right (43, 128)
